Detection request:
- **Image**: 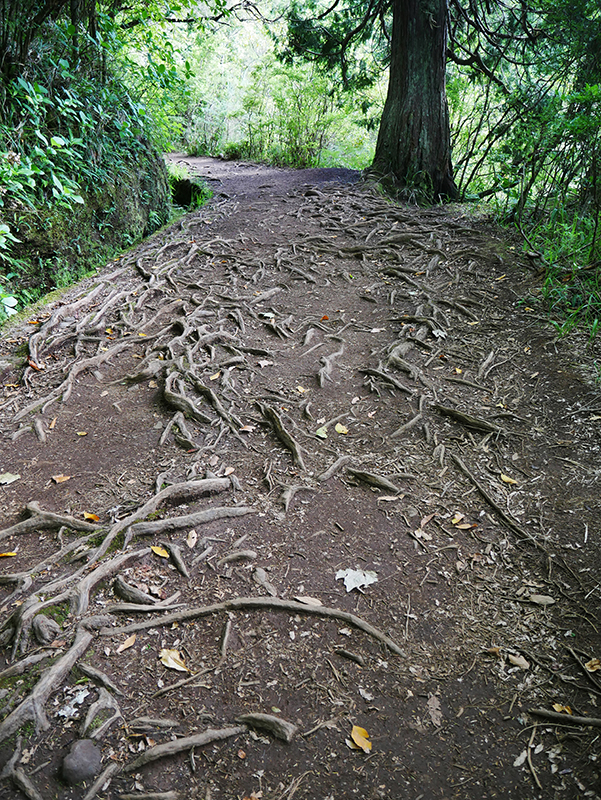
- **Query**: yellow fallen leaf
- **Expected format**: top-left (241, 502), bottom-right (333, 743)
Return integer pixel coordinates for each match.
top-left (552, 703), bottom-right (572, 714)
top-left (315, 426), bottom-right (328, 439)
top-left (453, 367), bottom-right (462, 374)
top-left (334, 423), bottom-right (348, 435)
top-left (49, 417), bottom-right (57, 430)
top-left (585, 658), bottom-right (601, 672)
top-left (210, 371), bottom-right (220, 380)
top-left (84, 512), bottom-right (100, 521)
top-left (350, 725), bottom-right (372, 753)
top-left (296, 386), bottom-right (307, 393)
top-left (0, 552), bottom-right (17, 557)
top-left (151, 546), bottom-right (169, 558)
top-left (76, 431), bottom-right (87, 437)
top-left (159, 648), bottom-right (189, 672)
top-left (500, 473), bottom-right (518, 485)
top-left (52, 474), bottom-right (71, 484)
top-left (116, 633), bottom-right (136, 653)
top-left (138, 332), bottom-right (147, 336)
top-left (451, 513), bottom-right (464, 525)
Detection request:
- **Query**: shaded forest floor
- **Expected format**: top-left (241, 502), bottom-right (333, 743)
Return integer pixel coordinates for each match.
top-left (1, 156), bottom-right (601, 800)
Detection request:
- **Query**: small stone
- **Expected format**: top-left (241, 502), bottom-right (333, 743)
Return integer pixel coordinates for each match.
top-left (61, 739), bottom-right (102, 785)
top-left (32, 614), bottom-right (61, 645)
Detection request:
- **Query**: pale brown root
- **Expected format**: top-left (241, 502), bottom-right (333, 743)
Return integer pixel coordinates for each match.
top-left (123, 726), bottom-right (246, 773)
top-left (0, 616), bottom-right (111, 744)
top-left (435, 404), bottom-right (504, 434)
top-left (450, 454), bottom-right (545, 550)
top-left (78, 663), bottom-right (124, 696)
top-left (70, 548), bottom-right (151, 616)
top-left (316, 455), bottom-right (353, 482)
top-left (81, 762), bottom-right (122, 800)
top-left (236, 713), bottom-right (297, 743)
top-left (390, 412), bottom-right (423, 438)
top-left (529, 709), bottom-right (601, 728)
top-left (0, 502), bottom-right (100, 545)
top-left (257, 403), bottom-right (305, 470)
top-left (346, 468), bottom-right (401, 494)
top-left (100, 596), bottom-right (405, 656)
top-left (81, 687), bottom-right (122, 739)
top-left (127, 505), bottom-right (255, 537)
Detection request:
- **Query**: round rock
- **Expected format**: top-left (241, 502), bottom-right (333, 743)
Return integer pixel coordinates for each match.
top-left (61, 739), bottom-right (102, 785)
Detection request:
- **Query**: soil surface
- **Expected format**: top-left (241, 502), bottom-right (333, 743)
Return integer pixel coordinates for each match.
top-left (1, 155), bottom-right (601, 800)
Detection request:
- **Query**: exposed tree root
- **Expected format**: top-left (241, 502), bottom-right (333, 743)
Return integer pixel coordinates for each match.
top-left (124, 726), bottom-right (246, 773)
top-left (100, 596), bottom-right (405, 656)
top-left (0, 616), bottom-right (110, 744)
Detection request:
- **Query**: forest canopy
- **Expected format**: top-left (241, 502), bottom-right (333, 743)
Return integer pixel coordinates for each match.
top-left (0, 0), bottom-right (600, 336)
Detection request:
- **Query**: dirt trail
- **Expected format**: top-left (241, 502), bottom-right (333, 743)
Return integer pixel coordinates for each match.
top-left (1, 156), bottom-right (600, 800)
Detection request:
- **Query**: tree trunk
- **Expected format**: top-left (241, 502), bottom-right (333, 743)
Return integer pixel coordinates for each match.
top-left (371, 0), bottom-right (457, 200)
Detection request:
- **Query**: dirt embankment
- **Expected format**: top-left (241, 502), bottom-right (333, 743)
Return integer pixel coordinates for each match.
top-left (0, 156), bottom-right (600, 800)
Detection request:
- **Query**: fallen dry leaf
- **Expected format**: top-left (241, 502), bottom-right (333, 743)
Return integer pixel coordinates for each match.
top-left (0, 472), bottom-right (20, 486)
top-left (151, 546), bottom-right (169, 558)
top-left (552, 703), bottom-right (573, 714)
top-left (159, 648), bottom-right (189, 672)
top-left (294, 595), bottom-right (323, 607)
top-left (427, 694), bottom-right (443, 727)
top-left (500, 473), bottom-right (518, 485)
top-left (451, 513), bottom-right (464, 525)
top-left (209, 371), bottom-right (220, 380)
top-left (315, 426), bottom-right (328, 439)
top-left (334, 422), bottom-right (348, 434)
top-left (186, 529), bottom-right (198, 549)
top-left (116, 634), bottom-right (136, 653)
top-left (49, 417), bottom-right (57, 430)
top-left (508, 653), bottom-right (530, 670)
top-left (528, 594), bottom-right (555, 606)
top-left (0, 552), bottom-right (17, 557)
top-left (83, 512), bottom-right (100, 521)
top-left (585, 658), bottom-right (601, 672)
top-left (350, 725), bottom-right (372, 753)
top-left (239, 425), bottom-right (256, 433)
top-left (76, 431), bottom-right (87, 437)
top-left (52, 474), bottom-right (71, 484)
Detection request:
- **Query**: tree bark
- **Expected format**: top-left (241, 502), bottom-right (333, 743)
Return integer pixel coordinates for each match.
top-left (371, 0), bottom-right (457, 200)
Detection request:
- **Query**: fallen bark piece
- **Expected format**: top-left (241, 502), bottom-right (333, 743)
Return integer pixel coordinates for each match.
top-left (124, 726), bottom-right (245, 772)
top-left (236, 713), bottom-right (298, 743)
